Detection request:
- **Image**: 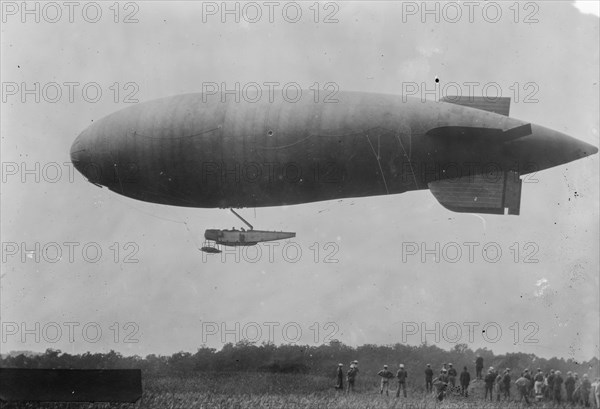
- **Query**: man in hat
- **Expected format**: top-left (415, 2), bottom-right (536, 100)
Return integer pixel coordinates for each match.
top-left (425, 364), bottom-right (434, 393)
top-left (433, 368), bottom-right (449, 401)
top-left (447, 363), bottom-right (457, 387)
top-left (396, 363), bottom-right (408, 398)
top-left (346, 361), bottom-right (359, 393)
top-left (515, 374), bottom-right (531, 405)
top-left (378, 364), bottom-right (394, 395)
top-left (573, 372), bottom-right (581, 403)
top-left (522, 368), bottom-right (532, 396)
top-left (495, 370), bottom-right (504, 401)
top-left (565, 371), bottom-right (575, 403)
top-left (335, 363), bottom-right (344, 390)
top-left (581, 374), bottom-right (591, 407)
top-left (484, 367), bottom-right (496, 401)
top-left (475, 356), bottom-right (484, 379)
top-left (502, 368), bottom-right (512, 400)
top-left (534, 368), bottom-right (545, 401)
top-left (546, 369), bottom-right (555, 399)
top-left (460, 366), bottom-right (471, 397)
top-left (553, 370), bottom-right (563, 404)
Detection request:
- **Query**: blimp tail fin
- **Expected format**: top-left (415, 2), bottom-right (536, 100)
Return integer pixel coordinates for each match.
top-left (441, 96), bottom-right (511, 116)
top-left (428, 170), bottom-right (522, 215)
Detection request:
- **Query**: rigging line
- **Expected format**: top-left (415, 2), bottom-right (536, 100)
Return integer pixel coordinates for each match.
top-left (108, 191), bottom-right (186, 224)
top-left (104, 190), bottom-right (204, 250)
top-left (365, 134), bottom-right (390, 194)
top-left (394, 134), bottom-right (419, 190)
top-left (106, 142), bottom-right (125, 195)
top-left (113, 163), bottom-right (125, 195)
top-left (183, 221), bottom-right (203, 251)
top-left (258, 133), bottom-right (314, 150)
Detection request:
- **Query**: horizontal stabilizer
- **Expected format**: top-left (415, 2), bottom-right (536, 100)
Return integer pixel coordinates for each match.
top-left (200, 246), bottom-right (222, 254)
top-left (503, 123), bottom-right (532, 140)
top-left (428, 170), bottom-right (522, 215)
top-left (426, 123), bottom-right (531, 141)
top-left (441, 96), bottom-right (511, 116)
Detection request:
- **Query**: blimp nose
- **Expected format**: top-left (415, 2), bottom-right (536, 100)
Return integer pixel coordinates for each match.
top-left (70, 132), bottom-right (87, 174)
top-left (70, 130), bottom-right (103, 184)
top-left (540, 126), bottom-right (597, 164)
top-left (513, 124), bottom-right (598, 173)
top-left (575, 138), bottom-right (599, 159)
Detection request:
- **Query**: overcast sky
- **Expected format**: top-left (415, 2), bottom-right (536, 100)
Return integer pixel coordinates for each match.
top-left (1, 1), bottom-right (598, 362)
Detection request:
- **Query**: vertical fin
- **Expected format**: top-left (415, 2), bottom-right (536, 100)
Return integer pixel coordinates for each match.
top-left (428, 171), bottom-right (522, 215)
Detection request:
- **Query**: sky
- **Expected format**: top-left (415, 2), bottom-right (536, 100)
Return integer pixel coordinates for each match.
top-left (1, 1), bottom-right (599, 363)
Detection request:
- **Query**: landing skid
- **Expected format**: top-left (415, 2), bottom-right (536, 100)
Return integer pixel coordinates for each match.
top-left (200, 241), bottom-right (221, 254)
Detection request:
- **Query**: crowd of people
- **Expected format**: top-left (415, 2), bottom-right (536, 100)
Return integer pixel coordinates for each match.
top-left (333, 357), bottom-right (600, 407)
top-left (335, 360), bottom-right (408, 398)
top-left (482, 366), bottom-right (598, 407)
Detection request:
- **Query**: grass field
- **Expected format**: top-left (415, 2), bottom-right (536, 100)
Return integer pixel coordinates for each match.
top-left (0, 373), bottom-right (592, 408)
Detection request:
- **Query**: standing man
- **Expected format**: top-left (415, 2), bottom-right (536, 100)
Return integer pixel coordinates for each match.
top-left (553, 370), bottom-right (563, 404)
top-left (522, 368), bottom-right (532, 397)
top-left (573, 372), bottom-right (581, 404)
top-left (581, 374), bottom-right (592, 407)
top-left (502, 368), bottom-right (512, 400)
top-left (447, 363), bottom-right (457, 388)
top-left (346, 361), bottom-right (358, 393)
top-left (378, 365), bottom-right (393, 396)
top-left (425, 364), bottom-right (434, 393)
top-left (433, 368), bottom-right (449, 401)
top-left (396, 364), bottom-right (408, 398)
top-left (460, 366), bottom-right (471, 397)
top-left (495, 370), bottom-right (504, 401)
top-left (484, 367), bottom-right (496, 401)
top-left (335, 363), bottom-right (344, 390)
top-left (475, 356), bottom-right (484, 379)
top-left (534, 368), bottom-right (545, 402)
top-left (565, 371), bottom-right (575, 403)
top-left (547, 369), bottom-right (555, 400)
top-left (515, 375), bottom-right (531, 406)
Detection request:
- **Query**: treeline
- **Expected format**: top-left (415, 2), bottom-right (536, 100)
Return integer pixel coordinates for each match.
top-left (2, 341), bottom-right (598, 381)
